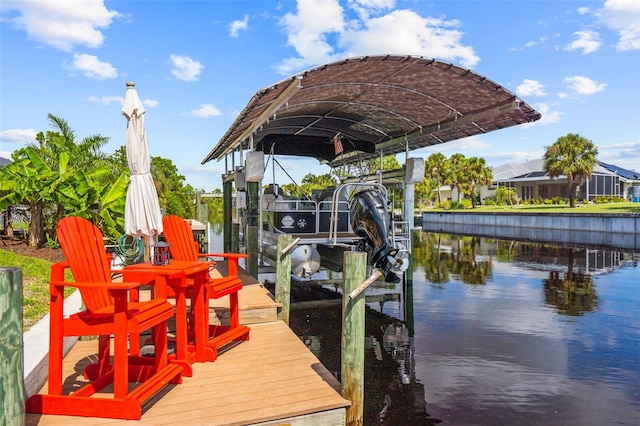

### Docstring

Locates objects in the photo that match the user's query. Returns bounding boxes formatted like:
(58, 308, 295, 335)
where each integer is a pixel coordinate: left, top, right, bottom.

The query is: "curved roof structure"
(202, 55, 541, 167)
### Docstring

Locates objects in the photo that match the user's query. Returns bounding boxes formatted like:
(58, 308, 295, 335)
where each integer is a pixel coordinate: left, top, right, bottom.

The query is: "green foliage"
(543, 133, 598, 208)
(151, 156, 196, 216)
(593, 195, 626, 204)
(0, 114, 125, 245)
(436, 200, 451, 210)
(447, 153, 468, 202)
(457, 199, 472, 209)
(283, 173, 338, 199)
(425, 153, 447, 204)
(414, 176, 434, 209)
(364, 155, 401, 176)
(0, 249, 73, 331)
(494, 186, 518, 205)
(465, 157, 492, 208)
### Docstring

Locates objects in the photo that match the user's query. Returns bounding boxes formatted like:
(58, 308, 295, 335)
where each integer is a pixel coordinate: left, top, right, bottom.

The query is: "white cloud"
(88, 95, 123, 105)
(343, 10, 480, 67)
(509, 35, 550, 52)
(169, 54, 204, 82)
(0, 128, 38, 146)
(563, 76, 606, 95)
(525, 36, 548, 48)
(192, 104, 222, 117)
(516, 79, 547, 97)
(142, 99, 159, 108)
(596, 141, 640, 169)
(597, 0, 640, 50)
(483, 150, 544, 166)
(524, 102, 562, 127)
(564, 30, 601, 54)
(88, 95, 156, 107)
(63, 53, 118, 79)
(277, 0, 479, 74)
(598, 141, 640, 157)
(278, 0, 345, 73)
(1, 0, 121, 52)
(417, 136, 491, 156)
(348, 0, 395, 20)
(229, 14, 249, 38)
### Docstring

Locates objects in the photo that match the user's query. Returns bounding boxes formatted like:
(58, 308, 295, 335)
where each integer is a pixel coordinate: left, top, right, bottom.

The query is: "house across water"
(442, 159, 640, 204)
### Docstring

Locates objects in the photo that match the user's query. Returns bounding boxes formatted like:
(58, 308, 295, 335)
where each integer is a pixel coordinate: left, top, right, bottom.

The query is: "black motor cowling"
(349, 189, 405, 282)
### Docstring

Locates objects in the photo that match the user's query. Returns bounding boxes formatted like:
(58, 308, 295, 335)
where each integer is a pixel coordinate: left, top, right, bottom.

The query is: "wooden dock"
(26, 263, 350, 425)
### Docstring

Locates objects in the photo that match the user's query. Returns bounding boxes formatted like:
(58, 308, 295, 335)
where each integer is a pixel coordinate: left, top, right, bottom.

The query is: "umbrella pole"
(144, 236, 151, 263)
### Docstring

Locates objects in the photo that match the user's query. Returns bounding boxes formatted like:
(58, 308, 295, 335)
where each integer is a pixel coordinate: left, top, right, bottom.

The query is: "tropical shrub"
(593, 196, 626, 204)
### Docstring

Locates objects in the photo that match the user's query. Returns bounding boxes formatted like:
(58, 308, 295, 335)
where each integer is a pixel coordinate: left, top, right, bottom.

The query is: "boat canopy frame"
(201, 54, 541, 168)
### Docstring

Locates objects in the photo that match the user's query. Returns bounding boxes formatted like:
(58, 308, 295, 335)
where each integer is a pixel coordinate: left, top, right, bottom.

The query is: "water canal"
(287, 231, 639, 425)
(214, 228, 639, 425)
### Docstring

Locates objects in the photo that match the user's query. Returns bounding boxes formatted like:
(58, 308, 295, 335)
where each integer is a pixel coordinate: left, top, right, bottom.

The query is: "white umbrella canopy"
(122, 81, 163, 239)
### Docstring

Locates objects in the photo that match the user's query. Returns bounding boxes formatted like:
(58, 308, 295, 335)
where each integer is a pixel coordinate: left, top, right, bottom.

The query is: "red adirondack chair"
(162, 215, 250, 359)
(26, 216, 187, 420)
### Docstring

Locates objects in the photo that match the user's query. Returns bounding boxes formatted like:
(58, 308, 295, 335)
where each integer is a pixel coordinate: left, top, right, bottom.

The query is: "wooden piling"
(403, 254, 415, 336)
(0, 267, 25, 426)
(231, 222, 239, 253)
(341, 252, 367, 426)
(275, 234, 292, 324)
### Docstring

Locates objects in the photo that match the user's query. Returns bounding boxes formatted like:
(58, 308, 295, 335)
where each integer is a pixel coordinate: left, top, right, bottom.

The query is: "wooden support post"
(195, 192, 210, 252)
(246, 181, 259, 278)
(403, 254, 415, 336)
(223, 178, 233, 253)
(0, 267, 25, 426)
(341, 252, 367, 426)
(275, 234, 292, 324)
(195, 192, 209, 224)
(231, 222, 239, 253)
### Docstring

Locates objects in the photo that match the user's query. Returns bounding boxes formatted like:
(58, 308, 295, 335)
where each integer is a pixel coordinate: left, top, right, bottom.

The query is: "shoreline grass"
(0, 250, 73, 331)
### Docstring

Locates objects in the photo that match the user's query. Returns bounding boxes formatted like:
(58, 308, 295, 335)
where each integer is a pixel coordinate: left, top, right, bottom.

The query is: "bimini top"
(202, 55, 541, 167)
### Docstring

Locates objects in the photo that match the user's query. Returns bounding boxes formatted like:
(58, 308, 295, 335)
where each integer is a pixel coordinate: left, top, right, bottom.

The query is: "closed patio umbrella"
(122, 82, 162, 258)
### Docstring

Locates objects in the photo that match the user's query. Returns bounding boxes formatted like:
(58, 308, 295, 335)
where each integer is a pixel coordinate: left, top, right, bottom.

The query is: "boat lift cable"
(273, 157, 313, 200)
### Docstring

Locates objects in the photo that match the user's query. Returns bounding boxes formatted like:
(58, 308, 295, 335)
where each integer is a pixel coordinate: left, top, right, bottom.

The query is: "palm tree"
(447, 153, 468, 202)
(30, 114, 111, 171)
(543, 133, 598, 208)
(30, 114, 113, 227)
(466, 157, 493, 208)
(425, 153, 446, 204)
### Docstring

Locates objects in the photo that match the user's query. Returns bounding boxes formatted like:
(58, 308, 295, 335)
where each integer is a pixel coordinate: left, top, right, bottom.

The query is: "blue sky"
(1, 0, 638, 191)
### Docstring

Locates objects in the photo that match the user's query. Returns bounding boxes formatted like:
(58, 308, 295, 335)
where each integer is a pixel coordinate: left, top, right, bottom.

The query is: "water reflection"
(543, 268, 597, 316)
(286, 231, 639, 425)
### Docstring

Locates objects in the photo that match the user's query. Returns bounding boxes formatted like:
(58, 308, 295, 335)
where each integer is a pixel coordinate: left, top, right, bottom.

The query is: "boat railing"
(262, 198, 351, 235)
(260, 181, 388, 243)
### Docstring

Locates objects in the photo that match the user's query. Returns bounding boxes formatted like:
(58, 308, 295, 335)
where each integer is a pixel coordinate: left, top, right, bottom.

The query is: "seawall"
(421, 211, 640, 251)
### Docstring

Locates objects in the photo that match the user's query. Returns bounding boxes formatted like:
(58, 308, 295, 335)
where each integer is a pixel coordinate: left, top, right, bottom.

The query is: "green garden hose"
(117, 234, 144, 265)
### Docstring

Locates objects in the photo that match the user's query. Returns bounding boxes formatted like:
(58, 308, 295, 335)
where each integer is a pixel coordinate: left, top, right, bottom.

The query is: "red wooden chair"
(162, 215, 250, 360)
(26, 216, 187, 420)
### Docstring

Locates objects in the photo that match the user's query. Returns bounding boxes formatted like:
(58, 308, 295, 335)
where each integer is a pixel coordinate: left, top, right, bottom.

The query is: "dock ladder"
(391, 218, 411, 254)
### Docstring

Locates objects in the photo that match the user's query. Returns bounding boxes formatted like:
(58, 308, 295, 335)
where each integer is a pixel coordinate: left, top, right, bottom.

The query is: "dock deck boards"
(26, 262, 349, 425)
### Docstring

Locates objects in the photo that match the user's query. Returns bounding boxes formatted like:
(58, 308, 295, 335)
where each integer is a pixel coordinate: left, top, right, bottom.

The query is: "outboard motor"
(349, 189, 407, 282)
